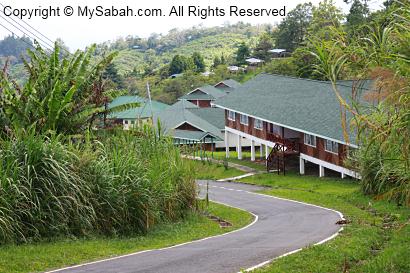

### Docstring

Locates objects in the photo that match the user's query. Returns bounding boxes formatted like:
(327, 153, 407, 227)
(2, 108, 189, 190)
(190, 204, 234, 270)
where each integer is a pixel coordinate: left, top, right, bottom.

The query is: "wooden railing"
(266, 134, 300, 152)
(266, 136, 300, 175)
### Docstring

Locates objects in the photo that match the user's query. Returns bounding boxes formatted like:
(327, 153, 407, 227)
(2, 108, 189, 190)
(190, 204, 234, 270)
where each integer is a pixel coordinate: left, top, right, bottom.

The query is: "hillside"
(96, 23, 268, 74)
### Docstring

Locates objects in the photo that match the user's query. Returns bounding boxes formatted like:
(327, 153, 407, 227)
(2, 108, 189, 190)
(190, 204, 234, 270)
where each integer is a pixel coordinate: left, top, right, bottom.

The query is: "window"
(269, 123, 280, 135)
(228, 111, 236, 121)
(240, 114, 249, 125)
(124, 120, 129, 125)
(254, 119, 263, 130)
(304, 134, 316, 147)
(325, 139, 339, 154)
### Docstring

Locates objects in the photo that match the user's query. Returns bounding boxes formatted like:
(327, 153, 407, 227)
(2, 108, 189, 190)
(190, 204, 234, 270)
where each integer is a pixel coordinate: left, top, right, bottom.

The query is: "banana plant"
(0, 42, 139, 136)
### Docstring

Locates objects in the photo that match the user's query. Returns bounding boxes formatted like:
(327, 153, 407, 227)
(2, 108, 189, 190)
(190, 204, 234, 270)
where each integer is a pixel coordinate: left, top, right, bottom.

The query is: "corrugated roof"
(214, 73, 370, 146)
(108, 96, 169, 119)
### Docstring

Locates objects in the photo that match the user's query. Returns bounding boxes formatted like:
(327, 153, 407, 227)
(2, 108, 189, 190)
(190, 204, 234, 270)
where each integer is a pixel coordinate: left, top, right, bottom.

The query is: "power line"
(0, 3, 54, 45)
(0, 14, 53, 52)
(0, 21, 38, 52)
(0, 7, 55, 49)
(0, 2, 71, 55)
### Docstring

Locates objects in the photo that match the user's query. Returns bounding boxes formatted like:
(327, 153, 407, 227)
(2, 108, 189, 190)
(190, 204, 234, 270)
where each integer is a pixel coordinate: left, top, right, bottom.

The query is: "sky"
(0, 0, 385, 51)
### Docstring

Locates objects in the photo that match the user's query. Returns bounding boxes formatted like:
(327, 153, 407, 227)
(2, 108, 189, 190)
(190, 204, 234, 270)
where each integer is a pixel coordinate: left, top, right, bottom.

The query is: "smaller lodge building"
(178, 79, 241, 108)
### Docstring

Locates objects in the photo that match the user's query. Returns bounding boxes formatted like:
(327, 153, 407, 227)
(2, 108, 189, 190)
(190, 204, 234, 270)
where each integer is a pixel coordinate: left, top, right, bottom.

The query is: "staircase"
(266, 138, 299, 175)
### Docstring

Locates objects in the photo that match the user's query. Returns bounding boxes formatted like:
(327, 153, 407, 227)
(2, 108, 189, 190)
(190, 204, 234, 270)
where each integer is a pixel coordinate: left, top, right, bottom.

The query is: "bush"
(0, 128, 196, 244)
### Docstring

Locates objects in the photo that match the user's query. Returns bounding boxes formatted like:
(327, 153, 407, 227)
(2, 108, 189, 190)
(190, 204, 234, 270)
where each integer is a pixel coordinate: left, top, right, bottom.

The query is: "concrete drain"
(207, 214, 233, 228)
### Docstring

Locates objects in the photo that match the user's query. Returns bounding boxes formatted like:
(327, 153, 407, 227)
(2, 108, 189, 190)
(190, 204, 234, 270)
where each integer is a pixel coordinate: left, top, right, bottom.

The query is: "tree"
(0, 42, 138, 135)
(346, 0, 370, 32)
(169, 55, 195, 75)
(235, 42, 250, 64)
(253, 33, 274, 61)
(308, 1, 410, 204)
(169, 55, 186, 75)
(213, 56, 221, 68)
(292, 0, 344, 78)
(275, 3, 313, 51)
(191, 52, 205, 72)
(103, 62, 123, 88)
(308, 0, 344, 39)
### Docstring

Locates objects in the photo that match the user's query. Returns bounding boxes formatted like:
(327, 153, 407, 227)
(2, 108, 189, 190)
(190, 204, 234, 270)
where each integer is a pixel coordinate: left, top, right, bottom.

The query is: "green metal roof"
(214, 73, 372, 146)
(108, 96, 169, 119)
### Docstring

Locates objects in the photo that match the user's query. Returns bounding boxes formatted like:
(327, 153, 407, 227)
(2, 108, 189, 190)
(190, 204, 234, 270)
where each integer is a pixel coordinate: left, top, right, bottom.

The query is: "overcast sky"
(0, 0, 385, 51)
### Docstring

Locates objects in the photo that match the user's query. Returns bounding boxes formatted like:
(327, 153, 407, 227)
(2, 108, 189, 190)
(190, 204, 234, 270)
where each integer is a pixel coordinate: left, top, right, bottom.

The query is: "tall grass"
(0, 127, 196, 244)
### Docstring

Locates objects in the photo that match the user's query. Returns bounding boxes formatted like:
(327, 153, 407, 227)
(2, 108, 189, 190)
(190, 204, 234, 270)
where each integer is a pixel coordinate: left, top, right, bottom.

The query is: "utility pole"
(146, 82, 154, 124)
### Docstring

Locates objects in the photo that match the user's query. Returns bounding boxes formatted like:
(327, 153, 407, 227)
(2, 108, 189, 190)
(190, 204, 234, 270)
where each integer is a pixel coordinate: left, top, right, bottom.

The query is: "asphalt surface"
(49, 181, 342, 273)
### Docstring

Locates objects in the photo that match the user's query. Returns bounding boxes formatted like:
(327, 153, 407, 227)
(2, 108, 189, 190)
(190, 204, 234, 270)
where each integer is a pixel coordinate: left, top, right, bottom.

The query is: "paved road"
(49, 181, 342, 273)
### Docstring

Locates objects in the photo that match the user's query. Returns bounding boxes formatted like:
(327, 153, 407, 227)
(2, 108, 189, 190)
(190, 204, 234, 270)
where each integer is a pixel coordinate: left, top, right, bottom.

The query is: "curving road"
(49, 180, 343, 273)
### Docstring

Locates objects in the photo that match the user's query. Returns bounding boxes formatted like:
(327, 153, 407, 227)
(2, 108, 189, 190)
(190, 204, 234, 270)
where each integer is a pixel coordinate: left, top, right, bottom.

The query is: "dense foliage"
(0, 43, 196, 244)
(309, 0, 409, 204)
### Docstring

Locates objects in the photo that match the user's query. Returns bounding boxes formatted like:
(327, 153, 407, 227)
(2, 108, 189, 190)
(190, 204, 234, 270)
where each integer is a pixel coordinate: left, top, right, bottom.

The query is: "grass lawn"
(207, 150, 267, 172)
(237, 172, 410, 273)
(0, 202, 253, 273)
(186, 158, 245, 180)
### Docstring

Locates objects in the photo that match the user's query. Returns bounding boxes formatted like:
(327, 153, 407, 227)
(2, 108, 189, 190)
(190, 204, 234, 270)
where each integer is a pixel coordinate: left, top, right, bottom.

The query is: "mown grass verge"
(236, 172, 409, 273)
(185, 158, 245, 180)
(0, 202, 253, 273)
(202, 150, 267, 172)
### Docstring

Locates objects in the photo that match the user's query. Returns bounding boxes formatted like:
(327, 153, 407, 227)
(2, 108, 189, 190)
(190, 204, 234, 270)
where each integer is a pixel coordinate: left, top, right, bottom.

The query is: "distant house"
(213, 73, 365, 179)
(108, 96, 169, 130)
(245, 58, 264, 66)
(268, 49, 289, 58)
(214, 79, 241, 94)
(201, 71, 214, 77)
(179, 85, 227, 108)
(169, 73, 183, 79)
(227, 66, 240, 73)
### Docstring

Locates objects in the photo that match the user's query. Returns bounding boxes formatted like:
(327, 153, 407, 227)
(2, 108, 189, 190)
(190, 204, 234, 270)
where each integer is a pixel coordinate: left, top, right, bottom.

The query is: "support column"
(341, 172, 346, 179)
(265, 144, 269, 159)
(236, 134, 242, 160)
(299, 158, 305, 175)
(251, 140, 255, 161)
(224, 130, 229, 158)
(260, 144, 264, 159)
(319, 165, 325, 177)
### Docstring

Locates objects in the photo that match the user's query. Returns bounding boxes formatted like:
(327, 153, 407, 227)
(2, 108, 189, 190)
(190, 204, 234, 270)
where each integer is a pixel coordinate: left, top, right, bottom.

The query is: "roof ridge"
(258, 73, 371, 90)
